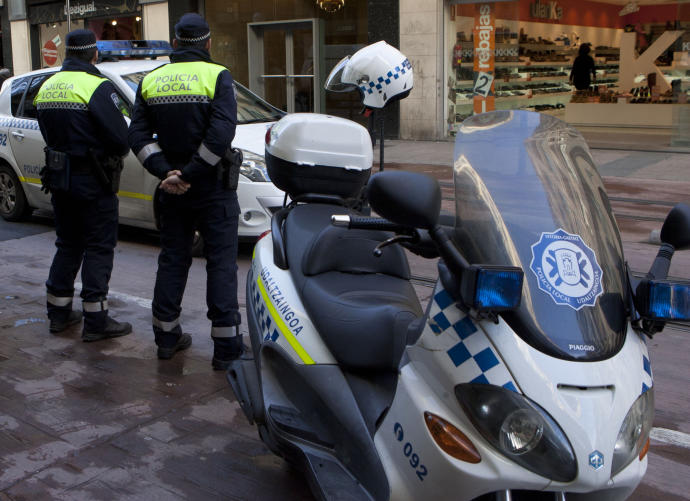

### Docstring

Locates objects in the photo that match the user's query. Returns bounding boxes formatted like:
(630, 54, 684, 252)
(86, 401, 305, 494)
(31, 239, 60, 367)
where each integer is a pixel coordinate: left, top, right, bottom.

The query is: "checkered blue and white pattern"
(641, 352, 653, 395)
(0, 117, 40, 130)
(248, 267, 280, 343)
(360, 58, 412, 95)
(427, 286, 519, 392)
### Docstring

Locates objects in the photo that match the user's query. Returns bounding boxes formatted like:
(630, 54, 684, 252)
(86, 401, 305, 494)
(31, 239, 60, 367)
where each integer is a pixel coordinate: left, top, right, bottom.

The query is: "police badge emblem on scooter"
(226, 42, 690, 501)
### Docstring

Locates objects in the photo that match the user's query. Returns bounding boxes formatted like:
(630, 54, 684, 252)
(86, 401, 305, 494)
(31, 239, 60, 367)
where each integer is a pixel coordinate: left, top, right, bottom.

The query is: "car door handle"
(11, 131, 24, 140)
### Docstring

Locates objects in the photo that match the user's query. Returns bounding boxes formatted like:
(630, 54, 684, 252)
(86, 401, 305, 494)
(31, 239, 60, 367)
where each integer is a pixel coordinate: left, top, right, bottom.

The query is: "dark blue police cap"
(175, 13, 211, 43)
(65, 29, 97, 50)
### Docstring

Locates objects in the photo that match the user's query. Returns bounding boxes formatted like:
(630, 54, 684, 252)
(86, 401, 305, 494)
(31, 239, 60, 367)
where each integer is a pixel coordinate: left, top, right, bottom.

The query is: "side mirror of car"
(367, 171, 441, 230)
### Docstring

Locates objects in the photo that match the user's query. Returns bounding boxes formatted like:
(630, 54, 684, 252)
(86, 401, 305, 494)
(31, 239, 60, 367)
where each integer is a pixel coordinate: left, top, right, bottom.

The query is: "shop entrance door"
(247, 19, 324, 113)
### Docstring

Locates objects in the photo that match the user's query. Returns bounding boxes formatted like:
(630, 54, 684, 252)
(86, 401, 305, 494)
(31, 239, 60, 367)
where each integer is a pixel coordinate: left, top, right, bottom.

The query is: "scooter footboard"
(260, 343, 391, 501)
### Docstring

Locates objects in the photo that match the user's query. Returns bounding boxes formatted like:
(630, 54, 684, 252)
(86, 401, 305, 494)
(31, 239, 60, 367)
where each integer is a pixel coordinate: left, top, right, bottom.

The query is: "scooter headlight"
(240, 150, 270, 182)
(611, 387, 654, 476)
(455, 383, 577, 482)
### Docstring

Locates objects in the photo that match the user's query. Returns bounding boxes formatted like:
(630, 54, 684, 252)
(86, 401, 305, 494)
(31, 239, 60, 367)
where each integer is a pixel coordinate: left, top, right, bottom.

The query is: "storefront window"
(446, 1, 690, 148)
(27, 0, 142, 70)
(205, 0, 368, 120)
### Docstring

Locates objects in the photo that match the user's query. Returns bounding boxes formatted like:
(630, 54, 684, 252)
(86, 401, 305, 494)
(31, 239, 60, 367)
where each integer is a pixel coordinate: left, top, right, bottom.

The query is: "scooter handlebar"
(331, 215, 411, 233)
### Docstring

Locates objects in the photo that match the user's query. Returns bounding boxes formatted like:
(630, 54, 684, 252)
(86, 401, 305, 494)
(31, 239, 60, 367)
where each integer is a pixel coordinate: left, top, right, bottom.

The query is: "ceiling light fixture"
(619, 1, 640, 16)
(316, 0, 344, 13)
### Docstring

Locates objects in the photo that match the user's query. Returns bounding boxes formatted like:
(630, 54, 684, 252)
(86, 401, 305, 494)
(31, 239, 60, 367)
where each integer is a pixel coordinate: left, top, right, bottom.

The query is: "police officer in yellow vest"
(35, 29, 132, 340)
(128, 13, 242, 368)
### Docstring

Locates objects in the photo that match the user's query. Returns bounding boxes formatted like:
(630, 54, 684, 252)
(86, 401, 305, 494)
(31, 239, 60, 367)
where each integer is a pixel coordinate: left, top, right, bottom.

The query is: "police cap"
(65, 29, 97, 50)
(175, 13, 211, 43)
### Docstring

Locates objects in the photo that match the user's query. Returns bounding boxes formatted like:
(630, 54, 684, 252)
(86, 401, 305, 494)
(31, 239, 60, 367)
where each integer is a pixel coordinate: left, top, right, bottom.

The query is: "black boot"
(49, 310, 83, 333)
(212, 330, 243, 371)
(157, 333, 192, 360)
(82, 316, 132, 342)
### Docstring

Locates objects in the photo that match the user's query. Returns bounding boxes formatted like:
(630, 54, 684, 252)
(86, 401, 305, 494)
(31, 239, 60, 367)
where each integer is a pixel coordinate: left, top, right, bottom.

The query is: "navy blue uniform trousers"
(47, 175, 118, 331)
(152, 190, 241, 347)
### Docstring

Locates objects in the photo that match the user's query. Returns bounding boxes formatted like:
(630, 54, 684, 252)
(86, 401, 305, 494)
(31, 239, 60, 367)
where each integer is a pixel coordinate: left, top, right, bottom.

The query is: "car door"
(7, 73, 55, 210)
(106, 89, 156, 227)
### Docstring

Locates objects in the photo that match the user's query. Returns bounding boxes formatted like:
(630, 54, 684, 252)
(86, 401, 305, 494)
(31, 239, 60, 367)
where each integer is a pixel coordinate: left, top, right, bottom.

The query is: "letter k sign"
(619, 31, 684, 93)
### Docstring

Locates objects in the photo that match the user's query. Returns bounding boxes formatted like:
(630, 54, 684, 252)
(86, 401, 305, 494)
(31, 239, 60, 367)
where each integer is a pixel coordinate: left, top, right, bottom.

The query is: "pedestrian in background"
(128, 13, 243, 368)
(569, 43, 596, 91)
(35, 29, 132, 340)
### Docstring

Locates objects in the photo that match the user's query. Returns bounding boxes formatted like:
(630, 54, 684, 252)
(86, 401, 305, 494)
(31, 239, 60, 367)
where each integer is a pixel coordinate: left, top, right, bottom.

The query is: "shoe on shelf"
(157, 333, 192, 360)
(82, 317, 132, 342)
(49, 310, 83, 333)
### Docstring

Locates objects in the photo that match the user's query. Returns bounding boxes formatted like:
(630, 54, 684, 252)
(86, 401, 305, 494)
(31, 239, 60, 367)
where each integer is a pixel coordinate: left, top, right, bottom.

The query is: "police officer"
(35, 29, 132, 340)
(128, 13, 242, 368)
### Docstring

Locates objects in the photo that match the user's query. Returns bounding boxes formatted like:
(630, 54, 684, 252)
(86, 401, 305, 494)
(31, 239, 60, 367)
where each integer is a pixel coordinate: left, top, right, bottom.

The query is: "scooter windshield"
(453, 111, 628, 361)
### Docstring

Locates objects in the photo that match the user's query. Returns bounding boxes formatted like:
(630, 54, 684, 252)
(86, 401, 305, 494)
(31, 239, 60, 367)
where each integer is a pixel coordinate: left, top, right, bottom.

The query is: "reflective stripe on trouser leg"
(153, 315, 180, 333)
(153, 315, 183, 348)
(83, 300, 108, 312)
(47, 293, 73, 307)
(211, 326, 237, 338)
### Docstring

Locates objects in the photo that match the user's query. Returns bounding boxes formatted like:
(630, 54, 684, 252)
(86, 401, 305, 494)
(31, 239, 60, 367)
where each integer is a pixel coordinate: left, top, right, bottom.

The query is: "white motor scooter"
(227, 110, 690, 501)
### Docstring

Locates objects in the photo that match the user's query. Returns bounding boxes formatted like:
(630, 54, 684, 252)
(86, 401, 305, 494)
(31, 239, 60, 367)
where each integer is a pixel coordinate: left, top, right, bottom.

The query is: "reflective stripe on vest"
(140, 61, 225, 104)
(34, 71, 107, 110)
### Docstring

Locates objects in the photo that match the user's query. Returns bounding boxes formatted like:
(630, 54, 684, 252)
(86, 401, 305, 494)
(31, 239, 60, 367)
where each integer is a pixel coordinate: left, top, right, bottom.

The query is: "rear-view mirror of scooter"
(332, 171, 524, 318)
(634, 202, 690, 331)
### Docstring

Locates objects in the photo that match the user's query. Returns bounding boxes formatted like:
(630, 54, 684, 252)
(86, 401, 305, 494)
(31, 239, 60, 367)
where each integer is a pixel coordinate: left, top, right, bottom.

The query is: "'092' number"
(0, 133, 7, 146)
(394, 422, 428, 481)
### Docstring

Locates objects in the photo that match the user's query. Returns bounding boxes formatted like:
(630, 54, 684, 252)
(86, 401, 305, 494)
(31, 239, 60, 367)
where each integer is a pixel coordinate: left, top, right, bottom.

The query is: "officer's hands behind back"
(161, 170, 190, 195)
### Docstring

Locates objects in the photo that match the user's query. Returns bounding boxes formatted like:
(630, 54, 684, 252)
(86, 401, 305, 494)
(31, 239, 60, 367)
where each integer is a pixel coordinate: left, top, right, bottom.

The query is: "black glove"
(39, 166, 50, 194)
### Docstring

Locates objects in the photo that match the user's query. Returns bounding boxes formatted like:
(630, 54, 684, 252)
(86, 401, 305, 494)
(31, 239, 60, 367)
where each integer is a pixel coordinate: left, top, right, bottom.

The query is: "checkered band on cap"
(66, 42, 97, 50)
(176, 32, 210, 43)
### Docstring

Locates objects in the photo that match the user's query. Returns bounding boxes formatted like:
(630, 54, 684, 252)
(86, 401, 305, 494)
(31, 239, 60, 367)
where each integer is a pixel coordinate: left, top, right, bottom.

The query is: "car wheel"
(0, 164, 29, 222)
(191, 230, 204, 257)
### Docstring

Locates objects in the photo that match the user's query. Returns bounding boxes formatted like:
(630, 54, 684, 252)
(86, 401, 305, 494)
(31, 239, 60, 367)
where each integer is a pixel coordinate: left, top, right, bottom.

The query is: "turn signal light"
(424, 411, 481, 463)
(639, 437, 650, 461)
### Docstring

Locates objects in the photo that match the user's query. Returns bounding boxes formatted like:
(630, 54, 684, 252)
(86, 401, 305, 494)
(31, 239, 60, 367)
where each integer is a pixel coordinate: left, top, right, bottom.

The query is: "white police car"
(0, 40, 285, 248)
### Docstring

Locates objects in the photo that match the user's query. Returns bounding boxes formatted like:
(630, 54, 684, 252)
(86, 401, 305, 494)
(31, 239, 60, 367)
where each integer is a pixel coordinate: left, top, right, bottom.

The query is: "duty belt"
(69, 155, 93, 174)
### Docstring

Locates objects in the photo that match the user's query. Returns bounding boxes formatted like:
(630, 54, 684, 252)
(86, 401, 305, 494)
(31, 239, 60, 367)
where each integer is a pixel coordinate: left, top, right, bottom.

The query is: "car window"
(10, 76, 31, 117)
(235, 83, 285, 124)
(120, 71, 286, 124)
(19, 74, 53, 119)
(110, 87, 131, 117)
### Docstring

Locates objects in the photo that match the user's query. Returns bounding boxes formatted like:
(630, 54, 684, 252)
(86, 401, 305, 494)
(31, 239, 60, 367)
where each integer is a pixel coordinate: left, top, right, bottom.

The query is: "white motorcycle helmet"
(325, 41, 413, 109)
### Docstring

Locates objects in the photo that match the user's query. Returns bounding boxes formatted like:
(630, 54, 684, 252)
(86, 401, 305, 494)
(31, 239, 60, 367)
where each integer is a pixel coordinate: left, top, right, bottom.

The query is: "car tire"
(0, 164, 30, 222)
(191, 230, 204, 257)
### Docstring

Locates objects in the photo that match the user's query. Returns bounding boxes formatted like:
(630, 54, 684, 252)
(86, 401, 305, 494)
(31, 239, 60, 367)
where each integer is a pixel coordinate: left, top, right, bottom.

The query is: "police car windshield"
(120, 72, 285, 124)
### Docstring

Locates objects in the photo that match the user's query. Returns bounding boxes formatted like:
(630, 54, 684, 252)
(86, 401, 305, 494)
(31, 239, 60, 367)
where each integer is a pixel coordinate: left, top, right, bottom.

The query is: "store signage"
(473, 3, 495, 114)
(28, 0, 138, 24)
(64, 1, 96, 16)
(619, 31, 685, 93)
(43, 40, 58, 66)
(530, 0, 563, 21)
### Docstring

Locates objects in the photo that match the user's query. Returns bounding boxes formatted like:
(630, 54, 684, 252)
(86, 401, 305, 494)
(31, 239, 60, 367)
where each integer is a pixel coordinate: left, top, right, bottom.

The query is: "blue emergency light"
(643, 280, 690, 321)
(97, 40, 172, 59)
(461, 265, 524, 311)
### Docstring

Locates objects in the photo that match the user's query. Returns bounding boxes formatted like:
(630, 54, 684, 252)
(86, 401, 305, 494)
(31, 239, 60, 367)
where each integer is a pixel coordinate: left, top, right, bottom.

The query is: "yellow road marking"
(257, 276, 314, 365)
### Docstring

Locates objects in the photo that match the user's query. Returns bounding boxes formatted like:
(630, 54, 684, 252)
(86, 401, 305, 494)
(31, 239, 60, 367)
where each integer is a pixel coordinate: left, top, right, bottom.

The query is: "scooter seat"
(283, 203, 423, 370)
(302, 272, 422, 370)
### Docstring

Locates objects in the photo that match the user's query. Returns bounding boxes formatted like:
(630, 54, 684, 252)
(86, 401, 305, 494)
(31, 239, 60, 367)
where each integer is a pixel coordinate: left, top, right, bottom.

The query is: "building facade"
(3, 0, 689, 148)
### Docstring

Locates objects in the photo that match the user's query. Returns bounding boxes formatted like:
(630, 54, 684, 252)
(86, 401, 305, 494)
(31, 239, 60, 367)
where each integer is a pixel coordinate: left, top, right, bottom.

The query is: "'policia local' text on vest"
(34, 71, 107, 110)
(140, 61, 226, 105)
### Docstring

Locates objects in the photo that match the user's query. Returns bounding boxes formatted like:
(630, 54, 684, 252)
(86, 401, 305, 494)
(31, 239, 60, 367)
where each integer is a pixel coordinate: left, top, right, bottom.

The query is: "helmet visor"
(325, 56, 358, 92)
